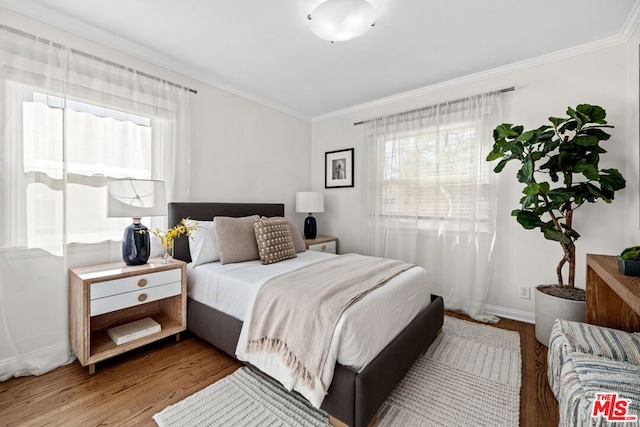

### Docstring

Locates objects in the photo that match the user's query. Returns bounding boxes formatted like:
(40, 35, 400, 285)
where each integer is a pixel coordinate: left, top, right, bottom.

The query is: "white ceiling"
(2, 0, 639, 119)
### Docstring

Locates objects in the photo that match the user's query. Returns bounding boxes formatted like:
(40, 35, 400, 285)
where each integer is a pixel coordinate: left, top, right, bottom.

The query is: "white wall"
(189, 85, 311, 218)
(310, 37, 639, 321)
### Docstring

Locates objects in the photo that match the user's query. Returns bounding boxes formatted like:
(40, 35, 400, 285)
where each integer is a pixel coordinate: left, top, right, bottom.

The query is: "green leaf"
(523, 182, 540, 196)
(549, 117, 566, 128)
(514, 210, 544, 229)
(559, 120, 578, 134)
(543, 227, 572, 245)
(599, 169, 626, 191)
(572, 135, 600, 146)
(542, 138, 561, 155)
(567, 107, 583, 130)
(515, 129, 537, 143)
(503, 140, 525, 157)
(576, 104, 607, 124)
(539, 182, 550, 194)
(486, 150, 503, 162)
(493, 123, 521, 140)
(493, 159, 509, 173)
(583, 127, 611, 141)
(574, 163, 599, 180)
(547, 188, 574, 204)
(521, 194, 541, 209)
(585, 183, 609, 202)
(516, 159, 534, 183)
(530, 152, 544, 161)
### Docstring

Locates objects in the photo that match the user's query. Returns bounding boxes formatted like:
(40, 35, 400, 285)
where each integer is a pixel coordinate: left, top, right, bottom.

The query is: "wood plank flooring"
(0, 312, 558, 426)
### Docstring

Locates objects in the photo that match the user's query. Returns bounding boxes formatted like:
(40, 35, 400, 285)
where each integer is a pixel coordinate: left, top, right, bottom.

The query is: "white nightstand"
(68, 258, 186, 374)
(304, 236, 339, 254)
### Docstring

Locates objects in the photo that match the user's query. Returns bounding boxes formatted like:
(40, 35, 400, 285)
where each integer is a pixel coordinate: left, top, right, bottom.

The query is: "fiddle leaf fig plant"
(487, 104, 626, 290)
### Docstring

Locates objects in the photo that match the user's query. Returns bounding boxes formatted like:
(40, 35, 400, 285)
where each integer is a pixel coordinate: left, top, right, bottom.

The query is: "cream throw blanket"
(245, 253, 415, 391)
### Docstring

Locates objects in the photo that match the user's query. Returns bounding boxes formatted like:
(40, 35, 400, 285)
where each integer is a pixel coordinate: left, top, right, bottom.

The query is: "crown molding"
(620, 0, 640, 40)
(312, 33, 631, 122)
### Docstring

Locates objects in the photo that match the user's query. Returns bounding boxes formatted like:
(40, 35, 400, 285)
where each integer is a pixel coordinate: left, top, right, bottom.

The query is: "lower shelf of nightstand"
(88, 313, 185, 365)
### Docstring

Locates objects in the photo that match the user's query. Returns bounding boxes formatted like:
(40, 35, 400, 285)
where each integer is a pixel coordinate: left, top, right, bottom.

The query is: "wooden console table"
(586, 254, 640, 332)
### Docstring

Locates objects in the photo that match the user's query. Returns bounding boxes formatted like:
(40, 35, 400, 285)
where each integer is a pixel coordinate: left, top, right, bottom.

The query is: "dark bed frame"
(169, 202, 444, 427)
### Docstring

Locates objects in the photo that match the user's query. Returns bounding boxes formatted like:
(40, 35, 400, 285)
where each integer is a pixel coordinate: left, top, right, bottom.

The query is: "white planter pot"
(534, 287, 585, 346)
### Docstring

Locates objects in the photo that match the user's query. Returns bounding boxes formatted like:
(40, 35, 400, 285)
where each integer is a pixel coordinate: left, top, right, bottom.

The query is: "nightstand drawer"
(308, 240, 336, 254)
(90, 269, 181, 300)
(90, 282, 182, 316)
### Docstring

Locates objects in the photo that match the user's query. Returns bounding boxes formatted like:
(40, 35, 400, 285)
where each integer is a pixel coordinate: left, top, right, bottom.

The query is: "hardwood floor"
(0, 312, 558, 427)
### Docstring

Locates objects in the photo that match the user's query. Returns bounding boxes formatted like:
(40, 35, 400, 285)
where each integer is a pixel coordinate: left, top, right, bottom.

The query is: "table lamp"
(107, 179, 166, 265)
(296, 192, 324, 239)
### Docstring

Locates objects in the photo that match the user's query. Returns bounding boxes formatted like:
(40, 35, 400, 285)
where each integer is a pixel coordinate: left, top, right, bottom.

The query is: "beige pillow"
(254, 218, 297, 265)
(262, 216, 306, 253)
(214, 215, 260, 265)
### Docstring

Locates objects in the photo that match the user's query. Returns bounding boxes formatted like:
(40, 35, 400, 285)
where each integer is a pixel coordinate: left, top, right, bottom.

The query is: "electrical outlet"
(520, 286, 531, 299)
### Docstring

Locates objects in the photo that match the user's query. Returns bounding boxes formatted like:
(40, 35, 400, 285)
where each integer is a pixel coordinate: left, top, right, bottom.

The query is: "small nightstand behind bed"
(305, 236, 339, 254)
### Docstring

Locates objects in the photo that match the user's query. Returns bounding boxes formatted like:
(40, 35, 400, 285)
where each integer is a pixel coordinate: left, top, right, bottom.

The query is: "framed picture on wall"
(325, 148, 354, 188)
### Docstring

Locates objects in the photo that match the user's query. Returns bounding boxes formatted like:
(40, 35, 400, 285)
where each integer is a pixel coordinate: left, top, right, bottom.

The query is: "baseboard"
(485, 304, 535, 324)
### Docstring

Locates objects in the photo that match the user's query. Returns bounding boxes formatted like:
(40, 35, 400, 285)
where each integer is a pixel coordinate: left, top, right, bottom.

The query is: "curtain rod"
(353, 86, 514, 126)
(0, 24, 198, 95)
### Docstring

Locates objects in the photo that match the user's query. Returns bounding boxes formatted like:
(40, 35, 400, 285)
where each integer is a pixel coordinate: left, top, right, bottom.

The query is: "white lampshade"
(107, 179, 167, 218)
(296, 192, 325, 214)
(307, 0, 375, 43)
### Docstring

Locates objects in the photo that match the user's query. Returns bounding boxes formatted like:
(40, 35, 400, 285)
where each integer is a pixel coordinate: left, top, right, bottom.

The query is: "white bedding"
(187, 251, 431, 407)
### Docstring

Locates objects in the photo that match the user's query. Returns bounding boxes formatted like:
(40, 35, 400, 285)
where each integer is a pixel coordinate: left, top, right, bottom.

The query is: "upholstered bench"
(547, 319, 640, 426)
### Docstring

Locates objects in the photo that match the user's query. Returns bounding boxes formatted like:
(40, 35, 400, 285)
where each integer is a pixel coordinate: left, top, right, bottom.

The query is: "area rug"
(153, 316, 521, 427)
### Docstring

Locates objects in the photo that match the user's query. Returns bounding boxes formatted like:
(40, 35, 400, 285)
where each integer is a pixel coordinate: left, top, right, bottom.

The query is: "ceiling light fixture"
(307, 0, 376, 43)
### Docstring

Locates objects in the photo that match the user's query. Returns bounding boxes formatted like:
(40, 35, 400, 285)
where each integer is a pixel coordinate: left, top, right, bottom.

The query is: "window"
(376, 117, 492, 231)
(11, 83, 158, 252)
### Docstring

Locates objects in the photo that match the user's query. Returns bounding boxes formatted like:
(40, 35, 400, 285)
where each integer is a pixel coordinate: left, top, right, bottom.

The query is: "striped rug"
(153, 316, 521, 427)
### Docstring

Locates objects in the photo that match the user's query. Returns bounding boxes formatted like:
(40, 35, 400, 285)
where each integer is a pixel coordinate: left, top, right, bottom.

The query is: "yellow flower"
(151, 218, 198, 250)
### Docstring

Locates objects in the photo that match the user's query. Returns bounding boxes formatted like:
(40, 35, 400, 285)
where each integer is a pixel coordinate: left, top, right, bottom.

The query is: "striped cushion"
(558, 353, 640, 427)
(548, 320, 640, 398)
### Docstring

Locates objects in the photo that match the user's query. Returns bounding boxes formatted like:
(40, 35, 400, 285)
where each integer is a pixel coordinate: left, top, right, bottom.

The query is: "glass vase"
(162, 245, 174, 264)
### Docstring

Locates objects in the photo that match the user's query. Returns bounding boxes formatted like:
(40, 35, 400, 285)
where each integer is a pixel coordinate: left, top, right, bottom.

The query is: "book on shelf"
(107, 317, 161, 345)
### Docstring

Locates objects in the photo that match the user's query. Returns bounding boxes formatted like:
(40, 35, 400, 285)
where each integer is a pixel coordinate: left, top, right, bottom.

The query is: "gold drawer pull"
(321, 245, 327, 251)
(138, 278, 147, 288)
(138, 293, 147, 302)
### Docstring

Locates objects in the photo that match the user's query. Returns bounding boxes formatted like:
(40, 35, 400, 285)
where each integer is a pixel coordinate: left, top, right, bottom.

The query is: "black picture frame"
(325, 148, 354, 188)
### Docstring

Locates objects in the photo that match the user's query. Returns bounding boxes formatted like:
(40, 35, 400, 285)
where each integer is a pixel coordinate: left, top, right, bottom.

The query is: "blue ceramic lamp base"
(122, 220, 151, 266)
(304, 214, 317, 240)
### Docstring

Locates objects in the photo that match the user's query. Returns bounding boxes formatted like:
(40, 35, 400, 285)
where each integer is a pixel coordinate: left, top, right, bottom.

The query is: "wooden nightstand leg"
(175, 332, 181, 342)
(88, 364, 95, 375)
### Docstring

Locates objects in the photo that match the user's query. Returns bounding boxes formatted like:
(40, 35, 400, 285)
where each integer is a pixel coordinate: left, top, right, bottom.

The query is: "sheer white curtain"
(361, 92, 501, 322)
(0, 26, 191, 380)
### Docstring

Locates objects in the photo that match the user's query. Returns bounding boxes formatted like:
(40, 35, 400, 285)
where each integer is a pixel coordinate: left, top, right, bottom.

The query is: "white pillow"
(186, 220, 219, 266)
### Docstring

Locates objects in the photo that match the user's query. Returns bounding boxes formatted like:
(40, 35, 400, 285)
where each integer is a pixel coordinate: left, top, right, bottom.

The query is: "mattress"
(187, 251, 431, 406)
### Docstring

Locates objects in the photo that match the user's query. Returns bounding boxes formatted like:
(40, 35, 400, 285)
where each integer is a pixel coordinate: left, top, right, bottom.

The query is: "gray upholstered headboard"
(168, 202, 285, 263)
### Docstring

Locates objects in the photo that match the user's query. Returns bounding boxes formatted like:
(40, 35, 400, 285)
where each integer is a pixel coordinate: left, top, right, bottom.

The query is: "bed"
(169, 202, 444, 427)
